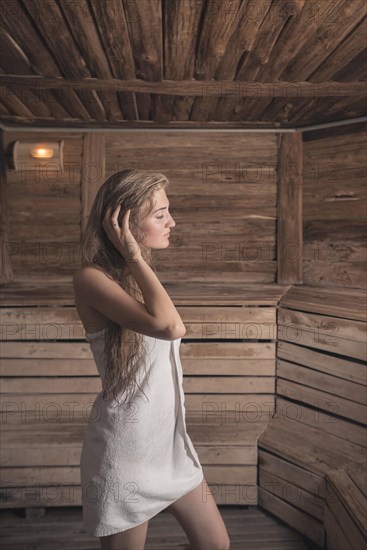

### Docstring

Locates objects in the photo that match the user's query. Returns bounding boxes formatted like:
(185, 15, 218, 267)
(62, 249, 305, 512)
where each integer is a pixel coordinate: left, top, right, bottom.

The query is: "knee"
(188, 535, 230, 550)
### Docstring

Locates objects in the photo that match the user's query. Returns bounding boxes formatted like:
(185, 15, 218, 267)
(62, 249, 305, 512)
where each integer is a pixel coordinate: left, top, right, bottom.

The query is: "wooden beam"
(81, 134, 105, 237)
(0, 118, 284, 130)
(277, 132, 303, 284)
(0, 76, 365, 97)
(0, 130, 14, 284)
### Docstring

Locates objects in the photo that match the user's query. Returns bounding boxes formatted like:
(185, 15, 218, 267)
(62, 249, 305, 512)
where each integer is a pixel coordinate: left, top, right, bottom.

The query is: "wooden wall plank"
(81, 133, 105, 236)
(302, 127, 367, 289)
(0, 130, 13, 283)
(277, 132, 303, 283)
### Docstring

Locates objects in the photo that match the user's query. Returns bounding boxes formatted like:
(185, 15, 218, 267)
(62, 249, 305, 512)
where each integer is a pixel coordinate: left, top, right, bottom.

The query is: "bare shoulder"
(73, 264, 111, 285)
(73, 265, 114, 303)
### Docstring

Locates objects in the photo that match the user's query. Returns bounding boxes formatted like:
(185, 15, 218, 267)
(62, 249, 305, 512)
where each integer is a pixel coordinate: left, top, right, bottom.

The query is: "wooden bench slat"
(277, 340, 367, 385)
(277, 358, 366, 404)
(258, 486, 325, 547)
(279, 285, 367, 321)
(278, 308, 367, 360)
(259, 449, 326, 499)
(275, 397, 367, 448)
(343, 460, 367, 499)
(326, 466, 367, 535)
(277, 378, 367, 424)
(259, 469, 323, 519)
(324, 504, 354, 550)
(259, 418, 366, 474)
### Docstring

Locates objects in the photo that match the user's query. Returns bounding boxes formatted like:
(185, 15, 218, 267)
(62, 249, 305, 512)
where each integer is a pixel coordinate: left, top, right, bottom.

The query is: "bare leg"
(166, 477, 230, 550)
(99, 520, 149, 550)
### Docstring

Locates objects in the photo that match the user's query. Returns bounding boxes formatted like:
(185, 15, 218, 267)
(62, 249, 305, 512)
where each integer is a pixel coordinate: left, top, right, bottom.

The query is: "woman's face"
(139, 188, 176, 249)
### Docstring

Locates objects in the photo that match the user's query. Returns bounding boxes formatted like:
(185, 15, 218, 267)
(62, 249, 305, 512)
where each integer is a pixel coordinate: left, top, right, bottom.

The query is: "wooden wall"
(302, 124, 367, 289)
(2, 130, 278, 284)
(104, 131, 278, 283)
(2, 130, 83, 282)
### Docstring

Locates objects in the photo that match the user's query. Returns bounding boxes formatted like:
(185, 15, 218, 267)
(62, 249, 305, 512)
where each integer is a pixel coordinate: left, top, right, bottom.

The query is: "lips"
(164, 232, 170, 237)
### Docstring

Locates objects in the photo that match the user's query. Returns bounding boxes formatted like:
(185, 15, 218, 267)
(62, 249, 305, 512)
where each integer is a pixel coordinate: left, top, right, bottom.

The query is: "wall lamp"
(11, 140, 64, 172)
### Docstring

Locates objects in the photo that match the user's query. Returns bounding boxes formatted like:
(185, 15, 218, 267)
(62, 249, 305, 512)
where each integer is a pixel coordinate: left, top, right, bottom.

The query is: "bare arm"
(122, 247, 185, 335)
(74, 262, 185, 341)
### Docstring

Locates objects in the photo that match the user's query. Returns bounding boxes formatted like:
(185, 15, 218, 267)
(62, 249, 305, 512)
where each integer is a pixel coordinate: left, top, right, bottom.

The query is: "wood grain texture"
(0, 0, 366, 125)
(277, 132, 303, 283)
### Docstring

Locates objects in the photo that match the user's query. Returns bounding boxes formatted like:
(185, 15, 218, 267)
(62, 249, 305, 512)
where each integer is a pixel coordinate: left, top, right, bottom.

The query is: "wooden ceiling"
(0, 0, 366, 129)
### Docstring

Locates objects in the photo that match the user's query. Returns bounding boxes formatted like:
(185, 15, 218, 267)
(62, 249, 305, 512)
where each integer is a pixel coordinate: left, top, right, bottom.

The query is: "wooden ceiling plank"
(213, 0, 274, 123)
(235, 0, 306, 122)
(262, 49, 367, 124)
(0, 0, 93, 120)
(301, 95, 367, 125)
(288, 97, 342, 126)
(0, 118, 284, 129)
(196, 0, 242, 80)
(154, 0, 204, 130)
(259, 0, 344, 81)
(333, 48, 367, 81)
(242, 98, 280, 123)
(0, 0, 61, 75)
(250, 97, 299, 126)
(7, 88, 53, 118)
(21, 0, 107, 122)
(308, 17, 367, 81)
(0, 37, 54, 118)
(238, 0, 306, 81)
(0, 30, 32, 75)
(0, 102, 11, 116)
(282, 0, 367, 81)
(190, 0, 242, 122)
(0, 85, 34, 118)
(89, 0, 138, 121)
(215, 0, 269, 81)
(0, 51, 52, 118)
(291, 97, 339, 126)
(291, 16, 367, 123)
(165, 0, 204, 82)
(20, 0, 89, 79)
(123, 0, 163, 122)
(1, 75, 365, 96)
(123, 0, 164, 81)
(57, 0, 123, 121)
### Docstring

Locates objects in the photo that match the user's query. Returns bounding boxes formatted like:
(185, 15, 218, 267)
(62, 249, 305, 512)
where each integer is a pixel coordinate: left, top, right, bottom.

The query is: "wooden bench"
(0, 282, 288, 511)
(258, 285, 367, 548)
(324, 459, 367, 550)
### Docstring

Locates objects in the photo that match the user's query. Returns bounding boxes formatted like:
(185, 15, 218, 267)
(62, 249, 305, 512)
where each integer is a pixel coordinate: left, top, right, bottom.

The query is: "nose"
(168, 213, 176, 229)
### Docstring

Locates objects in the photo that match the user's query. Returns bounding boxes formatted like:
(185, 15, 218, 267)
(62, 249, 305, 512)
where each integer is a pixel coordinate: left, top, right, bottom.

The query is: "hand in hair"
(103, 205, 141, 262)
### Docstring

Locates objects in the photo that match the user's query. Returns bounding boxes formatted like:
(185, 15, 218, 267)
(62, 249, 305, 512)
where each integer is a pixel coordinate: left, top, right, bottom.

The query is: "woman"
(73, 170, 230, 550)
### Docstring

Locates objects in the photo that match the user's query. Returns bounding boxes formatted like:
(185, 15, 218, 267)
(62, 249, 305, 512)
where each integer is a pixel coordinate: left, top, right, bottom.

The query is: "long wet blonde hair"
(81, 169, 170, 407)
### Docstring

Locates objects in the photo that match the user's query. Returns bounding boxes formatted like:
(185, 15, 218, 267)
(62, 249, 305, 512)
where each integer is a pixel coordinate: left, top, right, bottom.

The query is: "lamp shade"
(12, 140, 64, 172)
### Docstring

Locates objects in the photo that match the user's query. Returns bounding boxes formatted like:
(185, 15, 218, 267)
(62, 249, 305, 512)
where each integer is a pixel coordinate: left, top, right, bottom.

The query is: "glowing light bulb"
(31, 145, 54, 159)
